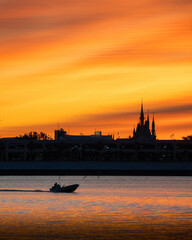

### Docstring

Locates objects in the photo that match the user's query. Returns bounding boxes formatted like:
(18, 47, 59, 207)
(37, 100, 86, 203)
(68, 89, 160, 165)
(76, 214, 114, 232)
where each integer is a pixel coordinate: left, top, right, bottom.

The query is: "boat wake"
(0, 189, 49, 192)
(0, 184, 79, 193)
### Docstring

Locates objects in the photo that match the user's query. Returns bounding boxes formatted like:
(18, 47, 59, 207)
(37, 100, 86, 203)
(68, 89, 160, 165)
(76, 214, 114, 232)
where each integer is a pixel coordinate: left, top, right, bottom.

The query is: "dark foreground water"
(0, 176, 192, 239)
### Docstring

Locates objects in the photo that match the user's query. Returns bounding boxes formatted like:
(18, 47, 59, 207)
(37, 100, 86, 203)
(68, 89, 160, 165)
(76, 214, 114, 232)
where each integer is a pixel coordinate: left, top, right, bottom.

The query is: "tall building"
(132, 103, 156, 141)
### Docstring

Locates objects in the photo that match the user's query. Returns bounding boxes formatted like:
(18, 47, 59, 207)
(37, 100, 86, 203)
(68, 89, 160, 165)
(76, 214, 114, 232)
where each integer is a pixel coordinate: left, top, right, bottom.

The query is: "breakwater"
(1, 161, 192, 176)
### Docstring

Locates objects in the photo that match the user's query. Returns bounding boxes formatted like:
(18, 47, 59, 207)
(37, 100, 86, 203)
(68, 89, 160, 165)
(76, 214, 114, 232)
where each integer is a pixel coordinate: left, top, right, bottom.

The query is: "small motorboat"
(50, 183, 79, 193)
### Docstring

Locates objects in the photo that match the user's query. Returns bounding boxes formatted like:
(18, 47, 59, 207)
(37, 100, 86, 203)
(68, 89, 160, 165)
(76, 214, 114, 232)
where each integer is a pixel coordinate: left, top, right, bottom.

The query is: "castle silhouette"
(132, 102, 156, 141)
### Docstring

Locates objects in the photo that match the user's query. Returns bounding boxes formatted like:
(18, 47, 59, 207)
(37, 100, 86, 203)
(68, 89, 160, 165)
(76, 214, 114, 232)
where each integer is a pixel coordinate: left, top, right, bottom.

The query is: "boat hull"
(50, 184, 79, 193)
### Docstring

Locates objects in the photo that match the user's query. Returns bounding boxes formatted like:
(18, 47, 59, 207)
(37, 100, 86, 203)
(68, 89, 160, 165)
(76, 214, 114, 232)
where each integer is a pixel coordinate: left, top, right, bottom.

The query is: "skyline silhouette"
(0, 101, 191, 140)
(1, 102, 191, 141)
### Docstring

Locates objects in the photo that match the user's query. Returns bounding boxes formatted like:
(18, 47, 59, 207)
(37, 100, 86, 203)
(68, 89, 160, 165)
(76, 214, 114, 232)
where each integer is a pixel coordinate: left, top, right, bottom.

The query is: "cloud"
(158, 122, 192, 131)
(1, 0, 191, 32)
(0, 13, 109, 32)
(154, 104, 192, 114)
(1, 0, 191, 61)
(75, 104, 192, 121)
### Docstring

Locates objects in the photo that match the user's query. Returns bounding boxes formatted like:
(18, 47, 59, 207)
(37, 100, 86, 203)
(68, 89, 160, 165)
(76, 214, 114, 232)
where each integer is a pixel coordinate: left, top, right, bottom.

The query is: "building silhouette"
(132, 102, 156, 141)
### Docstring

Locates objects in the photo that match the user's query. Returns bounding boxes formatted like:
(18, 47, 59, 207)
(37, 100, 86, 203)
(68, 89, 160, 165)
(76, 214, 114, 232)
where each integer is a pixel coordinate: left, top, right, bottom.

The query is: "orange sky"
(0, 0, 191, 139)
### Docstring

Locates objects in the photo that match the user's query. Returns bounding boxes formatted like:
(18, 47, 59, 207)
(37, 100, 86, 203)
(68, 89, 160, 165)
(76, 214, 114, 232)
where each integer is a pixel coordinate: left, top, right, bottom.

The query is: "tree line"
(16, 132, 191, 141)
(182, 135, 192, 141)
(17, 131, 53, 140)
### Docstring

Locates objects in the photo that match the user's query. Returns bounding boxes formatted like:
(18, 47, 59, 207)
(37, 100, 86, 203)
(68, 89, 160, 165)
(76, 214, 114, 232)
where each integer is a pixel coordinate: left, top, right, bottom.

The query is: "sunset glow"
(0, 0, 191, 139)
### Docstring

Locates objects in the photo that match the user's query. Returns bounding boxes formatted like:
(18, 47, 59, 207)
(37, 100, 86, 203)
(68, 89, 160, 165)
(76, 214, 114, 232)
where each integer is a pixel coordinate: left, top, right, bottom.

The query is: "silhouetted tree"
(17, 131, 53, 140)
(182, 135, 192, 141)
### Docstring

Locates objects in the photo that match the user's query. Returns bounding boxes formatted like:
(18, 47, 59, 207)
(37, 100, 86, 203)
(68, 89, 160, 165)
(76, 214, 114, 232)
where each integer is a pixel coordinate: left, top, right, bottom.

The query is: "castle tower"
(132, 103, 157, 141)
(133, 127, 136, 135)
(152, 113, 156, 140)
(145, 112, 150, 129)
(140, 101, 144, 126)
(144, 112, 150, 137)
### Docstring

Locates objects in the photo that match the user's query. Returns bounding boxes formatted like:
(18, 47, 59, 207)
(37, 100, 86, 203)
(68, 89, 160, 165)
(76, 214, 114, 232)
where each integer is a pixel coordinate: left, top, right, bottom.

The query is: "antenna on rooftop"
(170, 133, 174, 140)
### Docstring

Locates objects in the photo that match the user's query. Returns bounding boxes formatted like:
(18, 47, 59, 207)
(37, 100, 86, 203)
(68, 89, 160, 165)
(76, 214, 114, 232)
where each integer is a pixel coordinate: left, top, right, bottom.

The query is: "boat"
(50, 183, 79, 193)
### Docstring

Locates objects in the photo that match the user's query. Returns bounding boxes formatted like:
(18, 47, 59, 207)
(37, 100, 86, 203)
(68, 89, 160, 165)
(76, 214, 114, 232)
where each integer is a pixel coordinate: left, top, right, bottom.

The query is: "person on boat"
(53, 182, 60, 189)
(51, 182, 63, 191)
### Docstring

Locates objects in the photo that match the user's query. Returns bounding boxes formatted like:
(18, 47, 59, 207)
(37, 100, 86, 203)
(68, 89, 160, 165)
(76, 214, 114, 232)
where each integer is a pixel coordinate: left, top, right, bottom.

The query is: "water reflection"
(0, 176, 192, 239)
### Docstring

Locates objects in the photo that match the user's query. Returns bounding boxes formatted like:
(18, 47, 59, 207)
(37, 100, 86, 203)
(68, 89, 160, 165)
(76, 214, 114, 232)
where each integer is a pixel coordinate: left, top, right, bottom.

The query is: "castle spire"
(140, 100, 144, 126)
(145, 111, 150, 129)
(133, 126, 136, 135)
(152, 112, 156, 140)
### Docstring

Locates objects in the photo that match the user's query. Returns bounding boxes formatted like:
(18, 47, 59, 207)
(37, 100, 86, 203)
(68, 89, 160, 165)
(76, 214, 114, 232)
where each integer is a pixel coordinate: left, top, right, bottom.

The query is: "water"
(0, 176, 192, 239)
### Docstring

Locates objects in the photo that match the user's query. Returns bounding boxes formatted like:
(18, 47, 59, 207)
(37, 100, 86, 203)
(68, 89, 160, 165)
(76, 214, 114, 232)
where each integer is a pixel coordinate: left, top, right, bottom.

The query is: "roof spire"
(133, 126, 136, 134)
(152, 112, 156, 139)
(140, 99, 144, 126)
(147, 110, 149, 122)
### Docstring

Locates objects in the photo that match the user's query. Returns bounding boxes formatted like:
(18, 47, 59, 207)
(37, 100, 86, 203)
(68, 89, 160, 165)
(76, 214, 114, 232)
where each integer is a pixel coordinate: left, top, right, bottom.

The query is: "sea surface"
(0, 176, 192, 239)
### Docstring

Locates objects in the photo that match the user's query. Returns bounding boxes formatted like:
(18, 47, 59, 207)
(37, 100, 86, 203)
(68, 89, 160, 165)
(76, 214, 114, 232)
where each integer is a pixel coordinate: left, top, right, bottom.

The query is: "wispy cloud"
(70, 103, 192, 122)
(155, 104, 192, 114)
